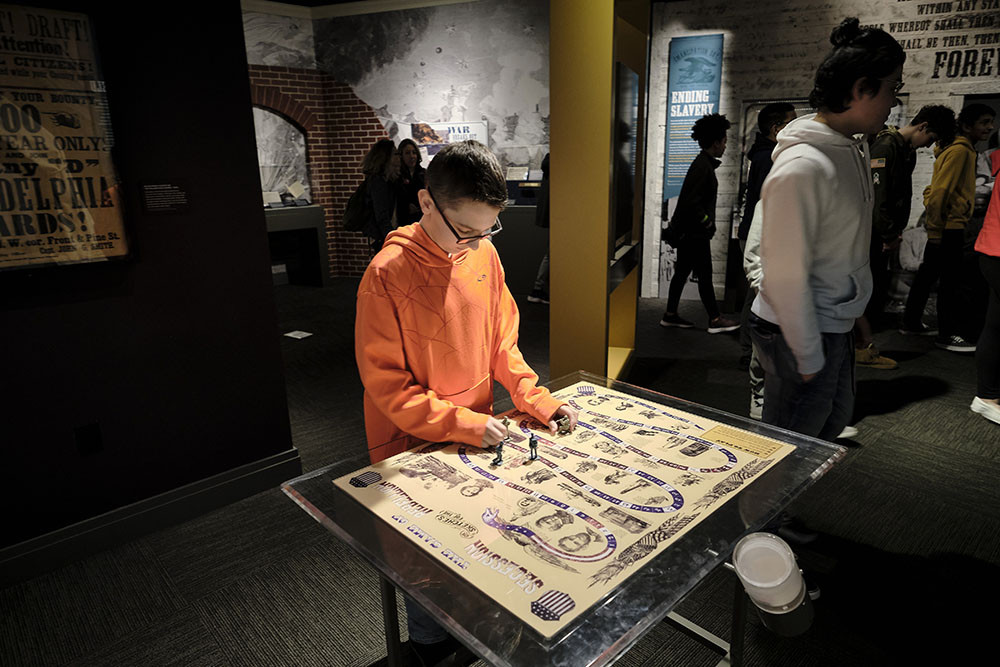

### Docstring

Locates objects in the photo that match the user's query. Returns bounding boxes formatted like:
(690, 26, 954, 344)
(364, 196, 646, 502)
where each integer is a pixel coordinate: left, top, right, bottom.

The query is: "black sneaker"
(659, 313, 694, 328)
(527, 289, 549, 304)
(707, 316, 740, 334)
(899, 322, 938, 336)
(410, 637, 460, 667)
(775, 514, 819, 545)
(803, 572, 821, 601)
(935, 335, 976, 353)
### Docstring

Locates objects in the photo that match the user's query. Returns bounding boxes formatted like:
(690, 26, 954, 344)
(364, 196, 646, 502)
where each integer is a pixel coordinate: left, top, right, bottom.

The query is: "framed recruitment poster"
(0, 4, 127, 270)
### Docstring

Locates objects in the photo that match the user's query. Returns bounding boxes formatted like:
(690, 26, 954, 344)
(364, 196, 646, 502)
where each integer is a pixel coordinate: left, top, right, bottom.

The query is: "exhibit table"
(282, 372, 845, 667)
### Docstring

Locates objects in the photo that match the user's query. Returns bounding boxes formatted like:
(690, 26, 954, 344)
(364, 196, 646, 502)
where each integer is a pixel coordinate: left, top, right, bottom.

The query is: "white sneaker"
(970, 397, 1000, 425)
(838, 425, 859, 439)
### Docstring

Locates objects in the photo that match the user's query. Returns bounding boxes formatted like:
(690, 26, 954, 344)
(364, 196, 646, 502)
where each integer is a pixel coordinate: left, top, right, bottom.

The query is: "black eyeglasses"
(427, 189, 502, 244)
(881, 78, 904, 95)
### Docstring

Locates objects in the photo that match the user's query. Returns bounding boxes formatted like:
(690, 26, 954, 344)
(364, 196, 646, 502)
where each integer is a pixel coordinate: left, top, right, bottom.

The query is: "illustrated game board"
(335, 382, 796, 636)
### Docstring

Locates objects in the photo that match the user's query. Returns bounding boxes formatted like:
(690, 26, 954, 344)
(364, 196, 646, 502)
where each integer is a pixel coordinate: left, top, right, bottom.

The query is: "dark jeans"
(666, 237, 719, 319)
(405, 596, 449, 644)
(977, 254, 1000, 399)
(749, 313, 855, 441)
(903, 229, 963, 335)
(864, 237, 891, 328)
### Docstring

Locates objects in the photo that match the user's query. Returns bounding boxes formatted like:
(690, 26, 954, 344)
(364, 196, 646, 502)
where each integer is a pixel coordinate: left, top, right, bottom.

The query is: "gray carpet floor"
(2, 280, 997, 666)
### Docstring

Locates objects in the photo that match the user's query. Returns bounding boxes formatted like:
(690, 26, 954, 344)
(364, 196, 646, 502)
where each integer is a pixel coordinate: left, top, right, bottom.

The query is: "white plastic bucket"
(732, 532, 804, 613)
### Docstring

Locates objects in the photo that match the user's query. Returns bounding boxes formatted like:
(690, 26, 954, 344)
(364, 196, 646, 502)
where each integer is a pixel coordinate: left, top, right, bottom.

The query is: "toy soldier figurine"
(556, 416, 572, 436)
(491, 440, 504, 467)
(528, 433, 539, 461)
(492, 416, 511, 466)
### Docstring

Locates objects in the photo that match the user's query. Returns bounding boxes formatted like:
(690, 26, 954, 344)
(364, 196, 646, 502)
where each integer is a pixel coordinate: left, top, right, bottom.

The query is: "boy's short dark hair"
(425, 140, 508, 210)
(911, 105, 956, 145)
(757, 103, 795, 135)
(810, 17, 905, 113)
(691, 113, 731, 149)
(958, 103, 996, 129)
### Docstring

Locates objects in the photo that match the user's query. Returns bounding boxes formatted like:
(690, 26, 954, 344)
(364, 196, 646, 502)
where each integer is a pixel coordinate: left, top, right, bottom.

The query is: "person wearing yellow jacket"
(902, 103, 996, 352)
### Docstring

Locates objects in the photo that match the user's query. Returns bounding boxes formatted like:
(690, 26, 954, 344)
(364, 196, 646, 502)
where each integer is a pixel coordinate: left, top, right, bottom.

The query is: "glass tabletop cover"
(282, 371, 845, 667)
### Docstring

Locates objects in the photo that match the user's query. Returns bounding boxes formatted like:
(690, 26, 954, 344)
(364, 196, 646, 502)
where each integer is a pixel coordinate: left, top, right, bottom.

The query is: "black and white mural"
(244, 11, 315, 68)
(314, 0, 549, 170)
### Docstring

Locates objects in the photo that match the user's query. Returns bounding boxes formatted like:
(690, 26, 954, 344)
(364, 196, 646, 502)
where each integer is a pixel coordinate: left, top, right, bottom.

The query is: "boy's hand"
(548, 404, 579, 434)
(481, 417, 509, 448)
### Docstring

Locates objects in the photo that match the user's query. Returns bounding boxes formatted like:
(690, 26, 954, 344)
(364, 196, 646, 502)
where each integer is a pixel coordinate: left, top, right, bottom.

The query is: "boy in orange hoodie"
(355, 140, 578, 665)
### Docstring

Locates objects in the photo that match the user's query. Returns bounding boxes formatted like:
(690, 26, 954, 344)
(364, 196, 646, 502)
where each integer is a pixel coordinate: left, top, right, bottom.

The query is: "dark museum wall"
(642, 0, 1000, 299)
(0, 1, 297, 576)
(242, 0, 550, 278)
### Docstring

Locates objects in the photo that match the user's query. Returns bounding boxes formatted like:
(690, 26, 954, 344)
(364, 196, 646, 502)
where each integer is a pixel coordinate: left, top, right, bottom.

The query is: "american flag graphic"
(349, 471, 382, 488)
(531, 590, 576, 621)
(578, 386, 596, 395)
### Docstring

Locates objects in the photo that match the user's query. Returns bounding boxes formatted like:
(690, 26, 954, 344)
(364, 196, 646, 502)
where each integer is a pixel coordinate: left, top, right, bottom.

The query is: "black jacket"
(396, 165, 426, 226)
(738, 133, 777, 240)
(869, 126, 916, 243)
(670, 150, 720, 240)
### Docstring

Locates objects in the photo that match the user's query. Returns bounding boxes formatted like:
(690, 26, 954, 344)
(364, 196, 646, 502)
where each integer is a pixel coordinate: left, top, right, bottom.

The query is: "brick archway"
(248, 65, 388, 277)
(249, 84, 315, 132)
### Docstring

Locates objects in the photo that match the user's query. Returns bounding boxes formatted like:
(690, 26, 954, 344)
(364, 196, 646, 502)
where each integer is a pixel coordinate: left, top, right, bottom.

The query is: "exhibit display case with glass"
(282, 372, 845, 667)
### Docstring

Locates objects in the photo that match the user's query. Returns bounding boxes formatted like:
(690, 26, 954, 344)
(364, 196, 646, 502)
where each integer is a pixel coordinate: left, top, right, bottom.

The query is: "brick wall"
(248, 65, 387, 277)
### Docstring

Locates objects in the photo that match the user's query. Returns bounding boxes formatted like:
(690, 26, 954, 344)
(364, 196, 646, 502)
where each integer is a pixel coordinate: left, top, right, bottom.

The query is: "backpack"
(342, 179, 374, 232)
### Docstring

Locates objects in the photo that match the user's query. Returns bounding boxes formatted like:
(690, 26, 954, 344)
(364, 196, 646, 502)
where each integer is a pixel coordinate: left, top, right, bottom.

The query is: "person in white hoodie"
(748, 18, 905, 441)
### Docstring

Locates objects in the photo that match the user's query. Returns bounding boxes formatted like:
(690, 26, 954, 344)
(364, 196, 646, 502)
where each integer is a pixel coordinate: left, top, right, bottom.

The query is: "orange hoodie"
(355, 222, 564, 463)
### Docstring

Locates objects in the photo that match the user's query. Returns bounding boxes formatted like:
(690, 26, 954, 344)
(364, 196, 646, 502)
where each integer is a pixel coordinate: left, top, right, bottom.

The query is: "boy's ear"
(849, 77, 868, 104)
(417, 189, 434, 215)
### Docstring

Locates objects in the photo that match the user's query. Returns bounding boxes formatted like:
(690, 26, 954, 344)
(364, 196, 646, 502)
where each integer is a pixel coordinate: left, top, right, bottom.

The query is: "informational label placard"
(408, 120, 489, 159)
(335, 382, 795, 636)
(0, 4, 127, 269)
(141, 183, 189, 214)
(662, 34, 724, 201)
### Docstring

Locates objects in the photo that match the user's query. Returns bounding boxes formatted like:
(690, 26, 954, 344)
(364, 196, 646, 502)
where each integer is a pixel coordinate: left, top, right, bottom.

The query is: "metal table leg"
(380, 575, 404, 667)
(729, 578, 748, 667)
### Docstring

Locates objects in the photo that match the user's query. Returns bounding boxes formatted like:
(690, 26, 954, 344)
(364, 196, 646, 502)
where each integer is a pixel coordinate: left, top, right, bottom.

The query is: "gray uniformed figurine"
(556, 416, 572, 436)
(491, 440, 504, 467)
(528, 433, 538, 461)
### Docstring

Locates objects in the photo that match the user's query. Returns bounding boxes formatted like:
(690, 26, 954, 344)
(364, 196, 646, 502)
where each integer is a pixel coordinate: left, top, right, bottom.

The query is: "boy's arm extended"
(490, 274, 565, 423)
(759, 159, 825, 376)
(355, 274, 490, 446)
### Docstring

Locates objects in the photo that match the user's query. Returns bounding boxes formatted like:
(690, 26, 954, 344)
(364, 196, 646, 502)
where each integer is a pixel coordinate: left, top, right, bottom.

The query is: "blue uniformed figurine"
(529, 433, 538, 461)
(491, 440, 504, 467)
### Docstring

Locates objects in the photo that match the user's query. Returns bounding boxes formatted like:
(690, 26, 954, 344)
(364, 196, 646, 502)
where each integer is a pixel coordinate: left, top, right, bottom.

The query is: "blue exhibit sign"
(662, 34, 724, 201)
